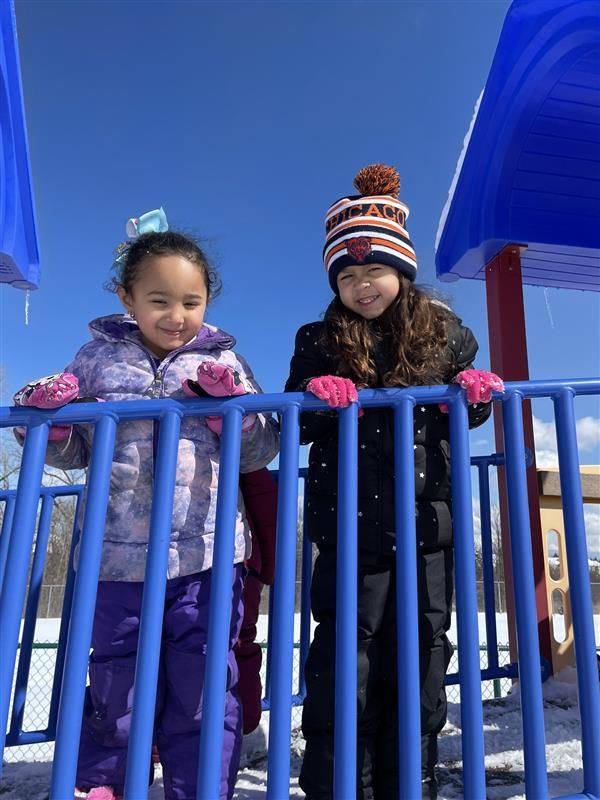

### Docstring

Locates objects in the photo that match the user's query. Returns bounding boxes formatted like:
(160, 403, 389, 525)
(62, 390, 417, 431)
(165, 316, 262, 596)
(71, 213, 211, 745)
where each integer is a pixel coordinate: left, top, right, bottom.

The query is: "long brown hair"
(321, 277, 455, 388)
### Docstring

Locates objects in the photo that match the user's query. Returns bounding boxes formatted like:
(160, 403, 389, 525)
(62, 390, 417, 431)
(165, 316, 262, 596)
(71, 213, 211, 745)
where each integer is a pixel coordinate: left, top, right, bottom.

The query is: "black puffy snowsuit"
(285, 314, 491, 799)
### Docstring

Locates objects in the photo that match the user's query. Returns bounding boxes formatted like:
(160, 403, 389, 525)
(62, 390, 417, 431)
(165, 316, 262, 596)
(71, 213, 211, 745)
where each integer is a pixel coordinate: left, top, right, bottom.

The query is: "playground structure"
(435, 0, 600, 680)
(1, 0, 599, 797)
(0, 0, 38, 290)
(537, 466, 600, 674)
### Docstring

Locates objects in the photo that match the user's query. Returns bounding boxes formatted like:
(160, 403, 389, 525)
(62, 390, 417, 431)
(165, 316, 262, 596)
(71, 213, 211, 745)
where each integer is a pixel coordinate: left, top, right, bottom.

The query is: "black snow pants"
(299, 546, 454, 800)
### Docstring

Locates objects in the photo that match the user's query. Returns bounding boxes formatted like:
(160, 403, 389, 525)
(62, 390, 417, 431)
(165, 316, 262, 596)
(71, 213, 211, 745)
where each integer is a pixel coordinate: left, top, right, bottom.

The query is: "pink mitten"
(307, 376, 359, 408)
(183, 362, 255, 398)
(454, 369, 504, 404)
(182, 362, 256, 434)
(13, 373, 79, 409)
(439, 369, 504, 412)
(14, 373, 79, 442)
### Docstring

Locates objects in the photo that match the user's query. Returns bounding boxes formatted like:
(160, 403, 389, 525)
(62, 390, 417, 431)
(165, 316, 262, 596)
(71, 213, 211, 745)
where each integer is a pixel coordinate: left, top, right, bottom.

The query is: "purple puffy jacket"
(44, 314, 279, 581)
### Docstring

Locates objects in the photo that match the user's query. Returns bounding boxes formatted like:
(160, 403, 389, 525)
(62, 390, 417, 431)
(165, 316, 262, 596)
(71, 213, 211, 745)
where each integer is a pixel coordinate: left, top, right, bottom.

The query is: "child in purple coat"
(14, 209, 279, 800)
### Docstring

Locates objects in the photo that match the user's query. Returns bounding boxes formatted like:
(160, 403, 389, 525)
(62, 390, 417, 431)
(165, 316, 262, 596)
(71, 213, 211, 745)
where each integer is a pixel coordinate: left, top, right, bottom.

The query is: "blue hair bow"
(126, 207, 168, 238)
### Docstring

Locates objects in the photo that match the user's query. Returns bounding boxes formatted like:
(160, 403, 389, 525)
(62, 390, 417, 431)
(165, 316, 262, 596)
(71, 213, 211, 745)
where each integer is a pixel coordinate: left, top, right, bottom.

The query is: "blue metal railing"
(0, 484, 84, 747)
(0, 461, 531, 748)
(1, 378, 598, 799)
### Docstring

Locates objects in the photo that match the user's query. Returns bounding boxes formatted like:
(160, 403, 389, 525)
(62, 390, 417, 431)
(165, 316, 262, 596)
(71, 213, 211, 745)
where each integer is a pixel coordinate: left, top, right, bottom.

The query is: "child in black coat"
(285, 165, 503, 800)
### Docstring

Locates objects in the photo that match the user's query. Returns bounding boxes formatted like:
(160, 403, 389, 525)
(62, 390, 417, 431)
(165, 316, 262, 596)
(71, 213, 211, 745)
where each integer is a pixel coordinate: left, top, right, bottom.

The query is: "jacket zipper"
(127, 342, 174, 476)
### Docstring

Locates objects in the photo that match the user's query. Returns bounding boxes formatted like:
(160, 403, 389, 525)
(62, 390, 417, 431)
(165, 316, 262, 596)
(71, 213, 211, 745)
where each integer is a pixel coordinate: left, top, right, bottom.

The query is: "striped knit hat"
(323, 164, 417, 292)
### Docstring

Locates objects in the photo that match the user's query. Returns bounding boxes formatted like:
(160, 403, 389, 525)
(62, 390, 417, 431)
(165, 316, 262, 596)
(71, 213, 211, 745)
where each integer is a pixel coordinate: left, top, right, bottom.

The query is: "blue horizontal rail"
(1, 377, 598, 799)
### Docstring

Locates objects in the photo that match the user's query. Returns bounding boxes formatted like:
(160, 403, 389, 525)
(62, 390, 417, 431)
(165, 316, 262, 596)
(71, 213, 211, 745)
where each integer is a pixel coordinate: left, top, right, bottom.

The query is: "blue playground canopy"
(436, 0, 600, 291)
(0, 0, 39, 290)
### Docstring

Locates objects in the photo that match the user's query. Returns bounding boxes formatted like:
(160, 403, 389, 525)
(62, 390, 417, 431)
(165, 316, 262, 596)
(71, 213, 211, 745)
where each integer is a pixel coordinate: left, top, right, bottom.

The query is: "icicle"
(25, 288, 30, 325)
(543, 286, 555, 330)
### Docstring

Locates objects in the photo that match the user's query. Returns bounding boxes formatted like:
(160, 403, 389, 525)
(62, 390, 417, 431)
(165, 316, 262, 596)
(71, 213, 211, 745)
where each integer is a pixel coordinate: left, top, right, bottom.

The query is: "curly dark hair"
(106, 231, 222, 300)
(321, 276, 455, 387)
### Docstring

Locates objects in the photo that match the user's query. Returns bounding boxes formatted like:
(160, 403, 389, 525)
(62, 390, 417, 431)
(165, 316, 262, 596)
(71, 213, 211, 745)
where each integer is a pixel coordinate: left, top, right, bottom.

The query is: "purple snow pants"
(76, 566, 245, 800)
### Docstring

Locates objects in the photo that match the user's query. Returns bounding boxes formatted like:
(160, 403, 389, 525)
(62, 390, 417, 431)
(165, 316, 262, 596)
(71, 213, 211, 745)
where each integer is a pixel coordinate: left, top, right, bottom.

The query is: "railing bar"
(502, 392, 549, 799)
(48, 488, 85, 738)
(2, 378, 600, 430)
(394, 398, 421, 799)
(124, 410, 182, 799)
(196, 408, 243, 800)
(0, 422, 48, 762)
(298, 497, 312, 700)
(0, 495, 17, 589)
(553, 389, 600, 798)
(333, 404, 358, 800)
(267, 405, 300, 800)
(449, 397, 487, 799)
(478, 462, 499, 671)
(50, 415, 117, 799)
(10, 493, 54, 737)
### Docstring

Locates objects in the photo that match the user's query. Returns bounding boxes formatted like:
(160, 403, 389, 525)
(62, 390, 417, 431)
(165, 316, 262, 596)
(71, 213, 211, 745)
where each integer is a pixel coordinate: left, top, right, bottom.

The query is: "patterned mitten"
(183, 362, 256, 434)
(13, 373, 79, 441)
(307, 376, 359, 408)
(13, 372, 79, 409)
(440, 369, 504, 412)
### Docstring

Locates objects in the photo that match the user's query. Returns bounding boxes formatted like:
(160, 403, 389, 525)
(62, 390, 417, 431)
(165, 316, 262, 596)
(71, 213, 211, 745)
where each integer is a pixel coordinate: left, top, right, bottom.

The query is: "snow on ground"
(1, 672, 588, 798)
(2, 616, 597, 798)
(436, 669, 586, 799)
(25, 611, 600, 654)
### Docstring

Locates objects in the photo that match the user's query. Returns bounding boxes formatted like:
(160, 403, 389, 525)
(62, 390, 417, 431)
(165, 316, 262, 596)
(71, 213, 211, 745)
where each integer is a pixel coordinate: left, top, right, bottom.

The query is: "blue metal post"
(50, 415, 117, 799)
(0, 494, 16, 589)
(197, 408, 243, 800)
(298, 501, 313, 701)
(502, 392, 548, 799)
(394, 397, 421, 799)
(264, 581, 274, 709)
(264, 468, 278, 711)
(478, 461, 499, 671)
(553, 389, 600, 798)
(124, 410, 182, 799)
(267, 404, 300, 800)
(48, 488, 84, 738)
(10, 492, 53, 738)
(449, 396, 487, 799)
(0, 421, 48, 763)
(333, 404, 358, 800)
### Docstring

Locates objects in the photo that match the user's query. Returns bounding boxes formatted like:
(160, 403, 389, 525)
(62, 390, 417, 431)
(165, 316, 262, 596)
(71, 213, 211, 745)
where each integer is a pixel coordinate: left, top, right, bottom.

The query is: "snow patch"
(435, 90, 484, 253)
(2, 684, 589, 799)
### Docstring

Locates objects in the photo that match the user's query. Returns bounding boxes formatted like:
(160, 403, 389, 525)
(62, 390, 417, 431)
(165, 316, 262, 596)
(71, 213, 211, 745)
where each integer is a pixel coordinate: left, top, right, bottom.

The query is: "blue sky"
(2, 0, 599, 484)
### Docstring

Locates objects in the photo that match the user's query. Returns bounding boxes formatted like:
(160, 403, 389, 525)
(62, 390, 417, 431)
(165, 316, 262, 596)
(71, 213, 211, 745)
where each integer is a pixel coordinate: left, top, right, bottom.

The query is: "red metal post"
(485, 246, 553, 670)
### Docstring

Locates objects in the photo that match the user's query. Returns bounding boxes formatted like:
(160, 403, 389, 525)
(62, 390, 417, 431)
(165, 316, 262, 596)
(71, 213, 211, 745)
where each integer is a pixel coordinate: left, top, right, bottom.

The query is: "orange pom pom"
(353, 164, 400, 198)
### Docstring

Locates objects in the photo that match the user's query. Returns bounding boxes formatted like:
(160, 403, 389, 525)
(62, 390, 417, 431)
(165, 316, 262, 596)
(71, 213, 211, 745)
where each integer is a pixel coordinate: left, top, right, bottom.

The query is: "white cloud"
(533, 415, 600, 468)
(584, 505, 600, 559)
(576, 416, 600, 451)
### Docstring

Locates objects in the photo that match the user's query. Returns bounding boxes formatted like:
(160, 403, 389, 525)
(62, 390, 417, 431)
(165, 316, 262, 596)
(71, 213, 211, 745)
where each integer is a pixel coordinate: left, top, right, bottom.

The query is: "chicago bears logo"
(346, 237, 372, 263)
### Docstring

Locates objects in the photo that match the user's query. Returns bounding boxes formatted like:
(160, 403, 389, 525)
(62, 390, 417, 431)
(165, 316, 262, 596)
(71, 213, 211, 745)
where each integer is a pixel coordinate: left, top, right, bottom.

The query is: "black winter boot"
(421, 733, 438, 798)
(421, 775, 438, 799)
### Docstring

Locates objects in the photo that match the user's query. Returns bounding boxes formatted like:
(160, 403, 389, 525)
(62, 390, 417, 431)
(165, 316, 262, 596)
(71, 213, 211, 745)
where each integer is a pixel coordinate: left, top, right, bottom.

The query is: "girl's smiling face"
(336, 263, 400, 319)
(117, 254, 208, 359)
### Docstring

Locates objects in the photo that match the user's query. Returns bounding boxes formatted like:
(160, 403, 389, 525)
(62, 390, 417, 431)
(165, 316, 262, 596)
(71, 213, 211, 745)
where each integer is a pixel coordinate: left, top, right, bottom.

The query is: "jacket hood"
(88, 314, 236, 353)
